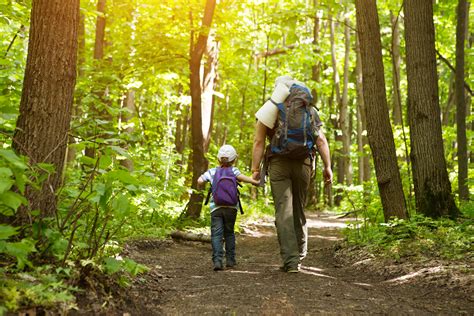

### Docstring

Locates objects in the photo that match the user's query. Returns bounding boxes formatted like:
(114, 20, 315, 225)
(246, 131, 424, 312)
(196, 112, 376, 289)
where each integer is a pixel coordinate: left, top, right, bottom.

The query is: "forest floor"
(74, 212, 473, 315)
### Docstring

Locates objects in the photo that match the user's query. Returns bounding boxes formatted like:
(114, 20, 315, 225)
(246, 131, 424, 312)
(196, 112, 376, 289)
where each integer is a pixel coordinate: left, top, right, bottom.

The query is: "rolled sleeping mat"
(270, 83, 291, 103)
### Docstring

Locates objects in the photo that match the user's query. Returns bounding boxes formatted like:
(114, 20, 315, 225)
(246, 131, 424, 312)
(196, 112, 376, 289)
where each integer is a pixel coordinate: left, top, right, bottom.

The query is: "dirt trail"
(78, 212, 473, 315)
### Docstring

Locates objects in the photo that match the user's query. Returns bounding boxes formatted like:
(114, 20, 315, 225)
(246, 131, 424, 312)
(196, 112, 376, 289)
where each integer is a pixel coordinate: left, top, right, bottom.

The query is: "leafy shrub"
(344, 213, 474, 261)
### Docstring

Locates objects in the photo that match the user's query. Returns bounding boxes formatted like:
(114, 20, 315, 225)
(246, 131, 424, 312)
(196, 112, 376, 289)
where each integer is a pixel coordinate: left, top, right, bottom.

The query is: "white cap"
(217, 145, 237, 162)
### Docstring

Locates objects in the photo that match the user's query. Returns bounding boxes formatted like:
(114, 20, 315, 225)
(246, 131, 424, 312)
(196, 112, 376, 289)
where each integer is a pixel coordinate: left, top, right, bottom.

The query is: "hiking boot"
(279, 265, 299, 273)
(213, 261, 223, 271)
(226, 259, 237, 268)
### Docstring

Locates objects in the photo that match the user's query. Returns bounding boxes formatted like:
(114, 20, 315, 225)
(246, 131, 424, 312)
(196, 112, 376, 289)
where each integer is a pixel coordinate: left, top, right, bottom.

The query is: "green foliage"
(0, 266, 77, 314)
(102, 256, 148, 287)
(0, 0, 472, 313)
(344, 214, 474, 261)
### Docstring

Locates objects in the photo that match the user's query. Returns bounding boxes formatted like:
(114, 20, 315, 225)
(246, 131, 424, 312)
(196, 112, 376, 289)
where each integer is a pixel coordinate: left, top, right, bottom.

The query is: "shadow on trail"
(89, 212, 472, 315)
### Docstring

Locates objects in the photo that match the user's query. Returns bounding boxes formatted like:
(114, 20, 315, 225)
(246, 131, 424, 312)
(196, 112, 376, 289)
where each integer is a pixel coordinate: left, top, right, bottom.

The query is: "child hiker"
(197, 144, 259, 271)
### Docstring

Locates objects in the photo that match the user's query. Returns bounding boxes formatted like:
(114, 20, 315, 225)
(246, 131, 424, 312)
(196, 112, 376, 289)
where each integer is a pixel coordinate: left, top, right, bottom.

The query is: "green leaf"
(103, 257, 122, 274)
(110, 146, 130, 158)
(0, 149, 27, 170)
(0, 167, 13, 178)
(79, 156, 97, 166)
(111, 194, 130, 216)
(0, 191, 27, 211)
(99, 154, 112, 169)
(1, 239, 36, 269)
(11, 169, 27, 194)
(122, 258, 149, 276)
(0, 224, 18, 239)
(106, 170, 139, 185)
(0, 178, 14, 194)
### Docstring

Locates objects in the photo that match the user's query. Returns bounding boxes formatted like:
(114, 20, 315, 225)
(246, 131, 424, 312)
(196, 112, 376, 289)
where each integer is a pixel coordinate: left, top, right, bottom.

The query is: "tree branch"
(436, 49, 473, 96)
(4, 25, 25, 58)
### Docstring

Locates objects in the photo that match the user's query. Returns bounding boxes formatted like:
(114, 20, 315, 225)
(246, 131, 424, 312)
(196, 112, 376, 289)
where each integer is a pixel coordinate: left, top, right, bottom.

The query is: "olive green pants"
(269, 156, 311, 269)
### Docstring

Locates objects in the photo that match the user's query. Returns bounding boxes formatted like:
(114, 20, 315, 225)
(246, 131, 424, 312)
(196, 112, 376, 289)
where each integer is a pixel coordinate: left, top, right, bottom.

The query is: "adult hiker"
(251, 75, 333, 273)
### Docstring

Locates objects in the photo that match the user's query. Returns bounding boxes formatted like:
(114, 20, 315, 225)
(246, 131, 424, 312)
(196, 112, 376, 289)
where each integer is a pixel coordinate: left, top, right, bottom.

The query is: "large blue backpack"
(270, 84, 319, 160)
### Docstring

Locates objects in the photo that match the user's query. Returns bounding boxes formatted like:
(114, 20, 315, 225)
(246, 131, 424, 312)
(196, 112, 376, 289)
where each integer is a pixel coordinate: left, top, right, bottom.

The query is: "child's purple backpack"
(212, 167, 238, 206)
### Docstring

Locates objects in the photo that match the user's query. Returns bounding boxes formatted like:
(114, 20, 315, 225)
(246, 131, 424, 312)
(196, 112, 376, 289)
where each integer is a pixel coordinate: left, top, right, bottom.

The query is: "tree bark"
(94, 0, 106, 60)
(404, 0, 459, 218)
(85, 0, 107, 159)
(390, 11, 403, 126)
(455, 0, 469, 200)
(186, 0, 216, 219)
(202, 31, 219, 153)
(119, 90, 135, 171)
(355, 35, 370, 185)
(341, 16, 352, 185)
(355, 0, 408, 221)
(307, 0, 322, 208)
(66, 11, 86, 164)
(330, 16, 343, 206)
(12, 0, 79, 222)
(442, 75, 456, 126)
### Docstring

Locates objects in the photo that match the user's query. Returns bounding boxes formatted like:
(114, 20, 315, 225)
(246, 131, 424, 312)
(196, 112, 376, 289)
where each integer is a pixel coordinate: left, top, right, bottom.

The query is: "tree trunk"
(329, 16, 343, 206)
(85, 0, 107, 159)
(455, 0, 469, 200)
(355, 35, 370, 185)
(307, 0, 322, 208)
(202, 31, 219, 153)
(390, 11, 403, 125)
(404, 0, 459, 218)
(119, 90, 135, 171)
(12, 0, 79, 222)
(185, 0, 216, 219)
(355, 0, 408, 221)
(442, 75, 456, 126)
(94, 0, 106, 60)
(66, 11, 86, 164)
(341, 16, 352, 186)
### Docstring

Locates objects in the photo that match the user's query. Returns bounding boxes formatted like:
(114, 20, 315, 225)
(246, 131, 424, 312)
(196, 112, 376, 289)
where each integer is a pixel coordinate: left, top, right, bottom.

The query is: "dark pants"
(211, 207, 238, 265)
(269, 156, 311, 270)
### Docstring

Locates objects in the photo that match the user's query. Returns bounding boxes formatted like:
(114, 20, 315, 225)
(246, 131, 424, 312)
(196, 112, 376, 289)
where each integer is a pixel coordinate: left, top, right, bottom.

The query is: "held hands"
(252, 170, 260, 181)
(251, 170, 260, 186)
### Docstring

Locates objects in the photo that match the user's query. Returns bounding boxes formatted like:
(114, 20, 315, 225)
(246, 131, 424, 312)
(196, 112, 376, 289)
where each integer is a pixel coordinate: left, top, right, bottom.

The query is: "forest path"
(98, 213, 472, 315)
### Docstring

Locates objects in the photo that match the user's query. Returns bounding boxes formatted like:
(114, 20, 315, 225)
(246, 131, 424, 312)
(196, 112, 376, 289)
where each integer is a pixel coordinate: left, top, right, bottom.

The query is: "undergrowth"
(343, 202, 474, 261)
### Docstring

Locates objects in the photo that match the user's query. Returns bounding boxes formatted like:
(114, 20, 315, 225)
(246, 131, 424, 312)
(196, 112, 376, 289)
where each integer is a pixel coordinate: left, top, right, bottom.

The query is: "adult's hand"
(252, 170, 261, 181)
(323, 166, 333, 185)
